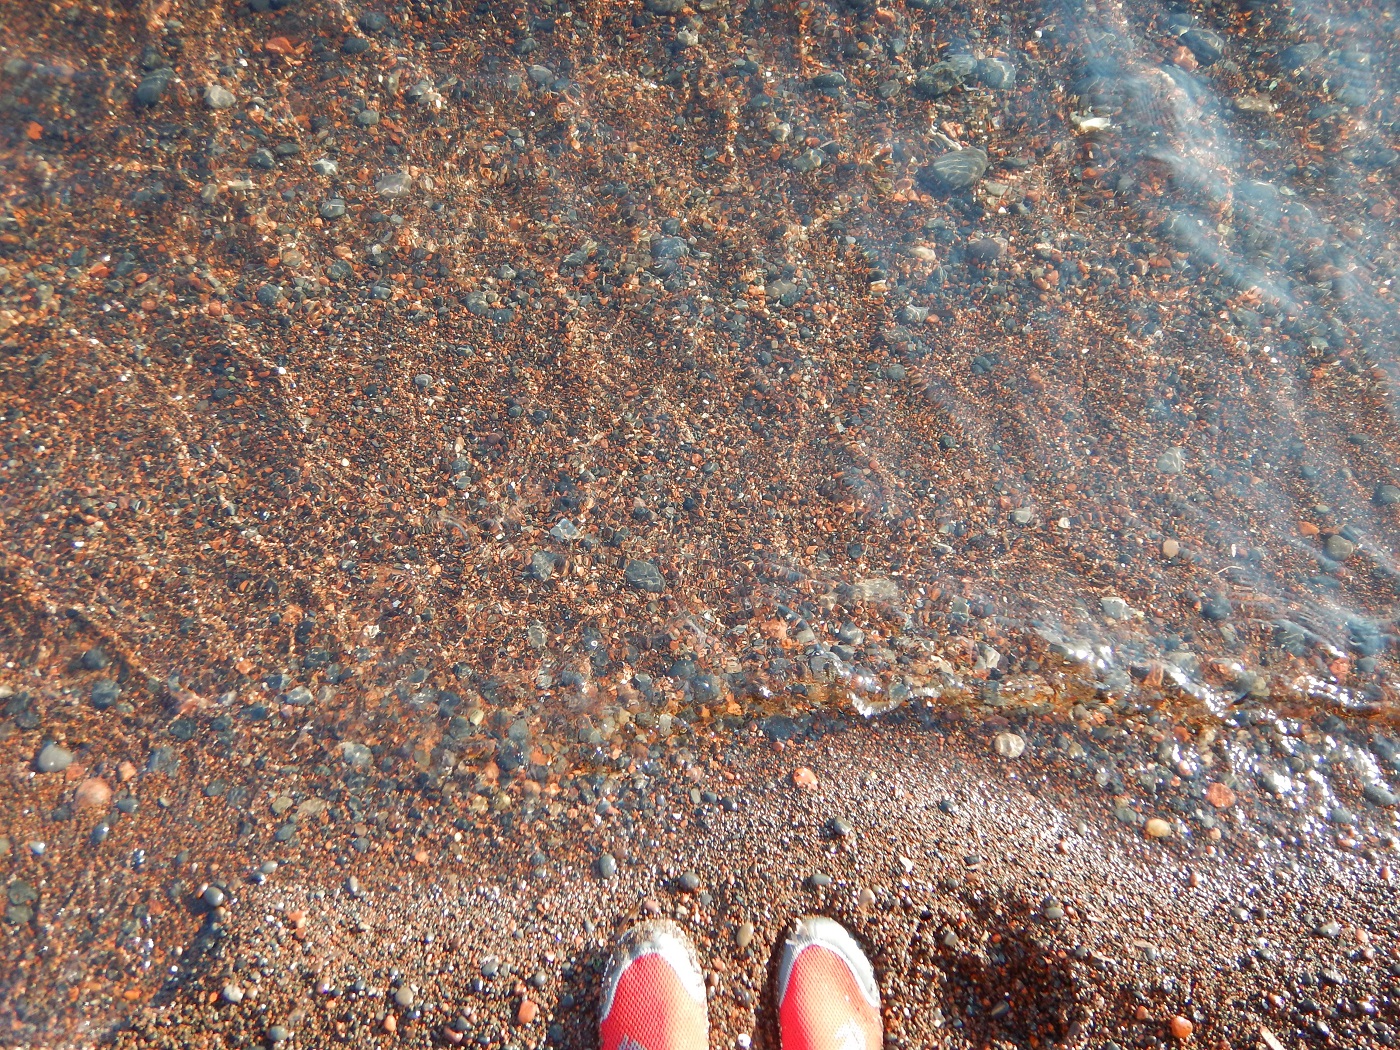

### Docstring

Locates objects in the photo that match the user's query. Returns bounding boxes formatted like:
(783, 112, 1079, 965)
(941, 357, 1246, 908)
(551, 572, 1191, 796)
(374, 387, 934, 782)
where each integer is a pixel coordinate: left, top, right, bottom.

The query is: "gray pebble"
(202, 885, 227, 908)
(598, 853, 618, 878)
(625, 559, 665, 593)
(91, 678, 121, 709)
(919, 147, 989, 194)
(678, 871, 700, 892)
(205, 84, 236, 110)
(319, 198, 347, 220)
(827, 816, 854, 838)
(36, 743, 73, 774)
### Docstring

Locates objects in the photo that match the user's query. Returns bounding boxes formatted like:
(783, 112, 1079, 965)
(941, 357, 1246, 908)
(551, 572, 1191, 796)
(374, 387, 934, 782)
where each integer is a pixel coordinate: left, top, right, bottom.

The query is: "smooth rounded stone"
(918, 148, 989, 194)
(319, 198, 347, 219)
(1156, 447, 1186, 474)
(267, 1025, 290, 1044)
(256, 284, 283, 307)
(75, 778, 112, 810)
(394, 985, 415, 1008)
(625, 559, 665, 593)
(1010, 507, 1034, 526)
(202, 885, 227, 908)
(644, 0, 686, 12)
(35, 743, 73, 774)
(857, 887, 877, 908)
(809, 71, 847, 91)
(480, 956, 500, 978)
(827, 816, 854, 838)
(356, 108, 381, 127)
(1161, 538, 1180, 558)
(91, 678, 121, 709)
(204, 83, 236, 110)
(134, 69, 174, 106)
(1181, 28, 1225, 66)
(358, 10, 389, 32)
(1259, 770, 1291, 795)
(678, 871, 701, 892)
(736, 921, 755, 948)
(342, 36, 371, 54)
(222, 983, 245, 1004)
(837, 622, 864, 645)
(376, 172, 414, 198)
(967, 237, 1004, 263)
(311, 158, 339, 176)
(1363, 783, 1398, 807)
(1327, 806, 1356, 826)
(413, 374, 433, 390)
(1041, 897, 1065, 921)
(1145, 818, 1173, 838)
(1325, 535, 1355, 561)
(807, 872, 833, 889)
(527, 64, 556, 86)
(1279, 42, 1322, 70)
(993, 732, 1026, 759)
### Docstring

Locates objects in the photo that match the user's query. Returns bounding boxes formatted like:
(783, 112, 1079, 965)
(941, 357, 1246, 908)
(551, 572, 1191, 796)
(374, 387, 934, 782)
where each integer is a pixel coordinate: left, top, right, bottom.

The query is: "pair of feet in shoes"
(599, 915, 881, 1050)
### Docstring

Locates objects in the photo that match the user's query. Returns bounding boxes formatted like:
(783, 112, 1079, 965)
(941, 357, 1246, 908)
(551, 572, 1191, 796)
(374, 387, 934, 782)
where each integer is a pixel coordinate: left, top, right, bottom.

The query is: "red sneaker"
(776, 916, 882, 1050)
(600, 919, 709, 1050)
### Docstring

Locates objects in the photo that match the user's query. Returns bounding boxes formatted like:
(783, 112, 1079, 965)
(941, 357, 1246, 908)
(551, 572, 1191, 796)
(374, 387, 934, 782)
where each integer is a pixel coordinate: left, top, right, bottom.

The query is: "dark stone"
(918, 148, 989, 194)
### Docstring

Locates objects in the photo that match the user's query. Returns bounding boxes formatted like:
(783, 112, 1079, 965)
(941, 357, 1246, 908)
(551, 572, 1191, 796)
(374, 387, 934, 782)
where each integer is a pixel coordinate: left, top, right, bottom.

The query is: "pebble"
(994, 732, 1026, 759)
(1170, 1015, 1194, 1040)
(35, 743, 73, 774)
(919, 148, 989, 194)
(205, 84, 236, 110)
(827, 816, 854, 838)
(1161, 539, 1180, 559)
(792, 767, 819, 790)
(736, 921, 755, 948)
(202, 885, 227, 908)
(678, 871, 701, 892)
(1145, 818, 1173, 839)
(74, 778, 112, 810)
(624, 559, 665, 593)
(597, 853, 618, 878)
(376, 172, 414, 198)
(267, 1025, 290, 1043)
(1156, 447, 1186, 475)
(394, 985, 415, 1008)
(1324, 535, 1355, 561)
(517, 999, 538, 1025)
(222, 983, 244, 1004)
